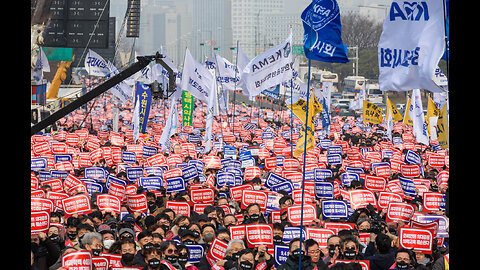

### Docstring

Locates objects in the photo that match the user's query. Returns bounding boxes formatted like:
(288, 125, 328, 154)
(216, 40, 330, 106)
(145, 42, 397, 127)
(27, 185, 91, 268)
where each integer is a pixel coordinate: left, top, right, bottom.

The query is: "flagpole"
(298, 58, 312, 270)
(290, 78, 294, 156)
(232, 40, 239, 136)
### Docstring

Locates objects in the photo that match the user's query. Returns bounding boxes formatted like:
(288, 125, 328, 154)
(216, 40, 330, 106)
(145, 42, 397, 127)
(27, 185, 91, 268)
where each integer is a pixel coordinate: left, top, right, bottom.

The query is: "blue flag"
(301, 0, 349, 62)
(135, 82, 152, 133)
(441, 0, 449, 60)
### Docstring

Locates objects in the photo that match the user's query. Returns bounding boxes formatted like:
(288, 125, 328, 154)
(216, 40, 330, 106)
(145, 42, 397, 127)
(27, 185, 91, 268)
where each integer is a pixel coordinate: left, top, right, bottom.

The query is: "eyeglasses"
(328, 244, 341, 249)
(165, 248, 178, 255)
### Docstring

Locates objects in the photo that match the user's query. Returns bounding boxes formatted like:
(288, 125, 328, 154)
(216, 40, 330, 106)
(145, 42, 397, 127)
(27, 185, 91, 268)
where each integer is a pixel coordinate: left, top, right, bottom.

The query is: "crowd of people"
(31, 93, 450, 270)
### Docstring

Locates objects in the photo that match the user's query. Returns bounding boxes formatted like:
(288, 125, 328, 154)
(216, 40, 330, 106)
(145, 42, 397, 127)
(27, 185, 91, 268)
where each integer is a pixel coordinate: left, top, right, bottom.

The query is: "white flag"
(106, 61, 134, 104)
(132, 96, 140, 142)
(180, 48, 215, 103)
(378, 0, 445, 93)
(241, 32, 294, 97)
(386, 104, 393, 141)
(236, 44, 251, 96)
(159, 98, 179, 151)
(204, 78, 217, 153)
(410, 89, 429, 145)
(283, 76, 308, 106)
(32, 47, 50, 83)
(215, 54, 240, 91)
(85, 49, 111, 77)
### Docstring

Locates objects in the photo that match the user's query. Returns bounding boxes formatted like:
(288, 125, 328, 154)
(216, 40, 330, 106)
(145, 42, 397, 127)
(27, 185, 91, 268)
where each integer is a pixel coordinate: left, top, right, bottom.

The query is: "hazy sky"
(284, 0, 393, 15)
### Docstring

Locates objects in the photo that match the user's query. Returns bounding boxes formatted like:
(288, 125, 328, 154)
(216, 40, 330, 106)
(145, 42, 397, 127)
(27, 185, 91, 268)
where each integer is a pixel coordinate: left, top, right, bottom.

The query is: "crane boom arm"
(31, 54, 163, 135)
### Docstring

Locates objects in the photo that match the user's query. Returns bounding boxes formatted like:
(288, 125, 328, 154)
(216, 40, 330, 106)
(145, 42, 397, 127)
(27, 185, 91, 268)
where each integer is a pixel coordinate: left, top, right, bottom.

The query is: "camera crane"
(31, 52, 176, 135)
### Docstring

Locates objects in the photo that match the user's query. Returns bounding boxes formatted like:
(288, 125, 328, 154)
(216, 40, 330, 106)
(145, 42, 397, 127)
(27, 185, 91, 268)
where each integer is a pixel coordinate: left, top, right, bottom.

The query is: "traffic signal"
(213, 47, 220, 51)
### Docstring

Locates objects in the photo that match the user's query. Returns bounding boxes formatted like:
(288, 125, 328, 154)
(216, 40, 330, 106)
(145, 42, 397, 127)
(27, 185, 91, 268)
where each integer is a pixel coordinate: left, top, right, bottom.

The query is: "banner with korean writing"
(363, 100, 383, 124)
(135, 82, 152, 133)
(182, 90, 194, 126)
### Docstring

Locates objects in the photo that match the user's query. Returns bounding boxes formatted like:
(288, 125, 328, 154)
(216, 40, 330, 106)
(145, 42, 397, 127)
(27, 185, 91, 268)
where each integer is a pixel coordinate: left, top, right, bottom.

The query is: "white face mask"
(103, 239, 115, 250)
(254, 185, 261, 190)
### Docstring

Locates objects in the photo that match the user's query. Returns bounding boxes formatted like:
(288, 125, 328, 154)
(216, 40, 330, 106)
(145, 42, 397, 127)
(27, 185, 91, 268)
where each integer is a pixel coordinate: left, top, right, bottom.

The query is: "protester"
(305, 239, 328, 270)
(364, 232, 395, 270)
(277, 238, 316, 270)
(31, 81, 450, 270)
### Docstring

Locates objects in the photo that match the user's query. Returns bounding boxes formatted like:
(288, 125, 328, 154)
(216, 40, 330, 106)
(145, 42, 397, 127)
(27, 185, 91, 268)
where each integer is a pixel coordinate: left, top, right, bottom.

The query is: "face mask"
(203, 233, 215, 242)
(92, 249, 102, 256)
(273, 235, 284, 245)
(182, 240, 195, 245)
(122, 253, 135, 263)
(178, 254, 189, 264)
(249, 214, 260, 222)
(240, 260, 253, 270)
(396, 261, 410, 269)
(48, 234, 60, 243)
(291, 249, 305, 261)
(148, 201, 157, 211)
(179, 225, 188, 232)
(165, 255, 178, 263)
(253, 185, 261, 190)
(67, 233, 77, 240)
(148, 258, 161, 269)
(103, 239, 115, 250)
(232, 252, 241, 261)
(328, 246, 336, 257)
(343, 249, 357, 260)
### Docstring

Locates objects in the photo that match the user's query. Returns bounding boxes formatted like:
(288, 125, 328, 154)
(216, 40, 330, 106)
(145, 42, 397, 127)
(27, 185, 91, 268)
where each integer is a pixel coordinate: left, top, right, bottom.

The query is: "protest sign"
(386, 202, 415, 223)
(305, 228, 335, 248)
(321, 199, 348, 219)
(229, 225, 246, 240)
(399, 227, 433, 254)
(62, 194, 92, 218)
(206, 237, 229, 265)
(126, 193, 148, 213)
(166, 201, 191, 217)
(190, 188, 215, 204)
(287, 204, 317, 226)
(96, 194, 121, 214)
(62, 250, 92, 270)
(349, 189, 377, 209)
(245, 224, 273, 248)
(31, 211, 50, 234)
(241, 190, 268, 210)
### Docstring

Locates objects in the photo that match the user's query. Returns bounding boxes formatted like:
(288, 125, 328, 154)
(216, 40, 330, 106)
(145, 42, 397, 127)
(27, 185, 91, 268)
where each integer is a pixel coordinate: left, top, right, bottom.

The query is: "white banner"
(32, 48, 50, 83)
(410, 89, 429, 145)
(159, 98, 179, 151)
(215, 54, 240, 91)
(84, 49, 110, 77)
(106, 61, 133, 104)
(378, 0, 445, 93)
(180, 48, 215, 103)
(132, 97, 140, 142)
(236, 44, 251, 97)
(241, 32, 294, 97)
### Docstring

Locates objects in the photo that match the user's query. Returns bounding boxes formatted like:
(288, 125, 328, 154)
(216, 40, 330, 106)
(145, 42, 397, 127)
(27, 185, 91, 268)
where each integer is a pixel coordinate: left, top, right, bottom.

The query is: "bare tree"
(340, 12, 383, 49)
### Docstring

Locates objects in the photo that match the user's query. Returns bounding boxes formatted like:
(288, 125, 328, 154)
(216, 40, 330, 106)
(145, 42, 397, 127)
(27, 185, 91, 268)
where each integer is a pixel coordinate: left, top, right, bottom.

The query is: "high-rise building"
(231, 0, 284, 60)
(134, 0, 192, 66)
(192, 0, 233, 63)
